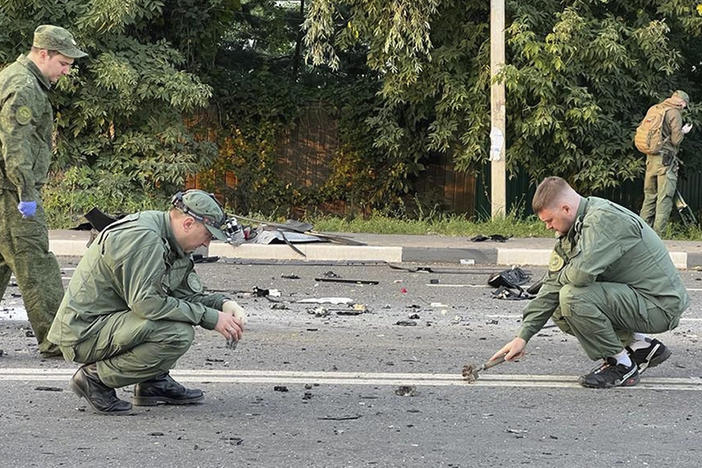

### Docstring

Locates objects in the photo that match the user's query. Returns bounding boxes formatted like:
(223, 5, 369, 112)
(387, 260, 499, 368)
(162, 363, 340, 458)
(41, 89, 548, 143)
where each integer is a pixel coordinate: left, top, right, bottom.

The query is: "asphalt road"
(1, 258, 701, 467)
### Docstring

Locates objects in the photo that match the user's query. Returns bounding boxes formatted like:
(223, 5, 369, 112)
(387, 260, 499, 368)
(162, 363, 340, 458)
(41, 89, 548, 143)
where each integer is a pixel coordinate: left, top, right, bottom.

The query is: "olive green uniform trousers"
(640, 154, 677, 234)
(550, 282, 681, 360)
(60, 312, 195, 388)
(0, 190, 63, 354)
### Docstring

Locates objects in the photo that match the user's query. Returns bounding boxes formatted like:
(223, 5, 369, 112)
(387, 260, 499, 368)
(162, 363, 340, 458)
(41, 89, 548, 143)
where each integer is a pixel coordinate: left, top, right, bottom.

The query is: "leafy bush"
(43, 167, 168, 228)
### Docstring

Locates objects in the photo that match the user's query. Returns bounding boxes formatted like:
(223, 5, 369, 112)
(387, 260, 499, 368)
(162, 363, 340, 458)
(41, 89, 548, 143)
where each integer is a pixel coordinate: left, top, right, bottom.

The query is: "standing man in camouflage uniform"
(639, 90, 693, 234)
(491, 177, 689, 388)
(48, 190, 247, 415)
(0, 25, 87, 357)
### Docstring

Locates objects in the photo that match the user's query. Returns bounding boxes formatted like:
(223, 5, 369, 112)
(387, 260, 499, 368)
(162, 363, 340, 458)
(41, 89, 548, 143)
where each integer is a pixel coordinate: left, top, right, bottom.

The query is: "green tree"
(304, 0, 702, 193)
(0, 0, 222, 222)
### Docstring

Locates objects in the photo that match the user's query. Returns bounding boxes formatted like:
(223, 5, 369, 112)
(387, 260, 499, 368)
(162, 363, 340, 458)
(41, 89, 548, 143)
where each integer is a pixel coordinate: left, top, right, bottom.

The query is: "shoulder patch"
(548, 250, 565, 272)
(187, 272, 203, 293)
(15, 105, 32, 125)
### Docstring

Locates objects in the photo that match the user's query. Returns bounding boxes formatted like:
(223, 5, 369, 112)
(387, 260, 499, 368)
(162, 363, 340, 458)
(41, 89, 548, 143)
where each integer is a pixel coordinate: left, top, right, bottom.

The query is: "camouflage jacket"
(658, 97, 686, 158)
(517, 197, 689, 342)
(48, 211, 224, 347)
(0, 55, 53, 201)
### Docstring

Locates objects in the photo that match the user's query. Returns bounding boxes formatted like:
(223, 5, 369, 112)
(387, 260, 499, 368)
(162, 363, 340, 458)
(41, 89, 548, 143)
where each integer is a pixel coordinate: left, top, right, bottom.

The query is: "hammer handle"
(481, 355, 506, 371)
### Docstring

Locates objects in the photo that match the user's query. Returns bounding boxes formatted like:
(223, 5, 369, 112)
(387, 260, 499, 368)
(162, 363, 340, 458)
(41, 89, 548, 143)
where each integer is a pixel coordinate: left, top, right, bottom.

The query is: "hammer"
(462, 355, 506, 383)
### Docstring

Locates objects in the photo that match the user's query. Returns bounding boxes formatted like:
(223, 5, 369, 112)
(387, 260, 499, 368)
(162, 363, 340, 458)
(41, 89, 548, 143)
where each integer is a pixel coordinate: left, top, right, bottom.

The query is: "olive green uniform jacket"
(48, 211, 225, 387)
(0, 54, 63, 354)
(518, 197, 688, 359)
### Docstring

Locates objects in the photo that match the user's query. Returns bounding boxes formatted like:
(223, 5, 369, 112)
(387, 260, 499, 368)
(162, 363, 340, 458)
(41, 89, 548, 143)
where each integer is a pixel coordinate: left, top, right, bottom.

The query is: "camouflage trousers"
(0, 189, 63, 354)
(551, 282, 681, 360)
(640, 154, 677, 234)
(60, 312, 194, 388)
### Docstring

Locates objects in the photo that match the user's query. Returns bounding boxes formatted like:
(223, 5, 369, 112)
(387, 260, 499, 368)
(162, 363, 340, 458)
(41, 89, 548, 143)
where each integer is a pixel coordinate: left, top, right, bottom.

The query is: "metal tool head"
(461, 363, 478, 383)
(461, 355, 506, 384)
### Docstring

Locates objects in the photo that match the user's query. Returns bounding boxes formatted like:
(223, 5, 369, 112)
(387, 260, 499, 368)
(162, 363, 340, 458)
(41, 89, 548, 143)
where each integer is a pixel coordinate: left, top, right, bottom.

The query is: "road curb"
(48, 238, 692, 269)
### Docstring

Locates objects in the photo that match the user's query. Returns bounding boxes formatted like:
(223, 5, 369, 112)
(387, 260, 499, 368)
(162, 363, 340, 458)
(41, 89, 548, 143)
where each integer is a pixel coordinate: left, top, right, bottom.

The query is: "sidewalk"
(48, 230, 702, 269)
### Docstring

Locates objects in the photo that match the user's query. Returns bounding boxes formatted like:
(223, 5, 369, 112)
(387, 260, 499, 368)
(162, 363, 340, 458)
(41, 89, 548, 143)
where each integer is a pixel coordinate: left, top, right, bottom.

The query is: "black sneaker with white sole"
(578, 357, 640, 388)
(626, 338, 671, 374)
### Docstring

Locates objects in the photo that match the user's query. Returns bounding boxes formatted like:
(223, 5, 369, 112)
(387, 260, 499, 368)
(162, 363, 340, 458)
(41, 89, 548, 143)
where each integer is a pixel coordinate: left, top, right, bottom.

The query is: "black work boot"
(132, 373, 204, 406)
(70, 364, 132, 415)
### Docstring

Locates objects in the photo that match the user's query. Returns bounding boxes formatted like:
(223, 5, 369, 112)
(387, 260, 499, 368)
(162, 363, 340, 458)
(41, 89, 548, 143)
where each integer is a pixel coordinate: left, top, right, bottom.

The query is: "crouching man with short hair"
(48, 190, 245, 414)
(491, 177, 689, 388)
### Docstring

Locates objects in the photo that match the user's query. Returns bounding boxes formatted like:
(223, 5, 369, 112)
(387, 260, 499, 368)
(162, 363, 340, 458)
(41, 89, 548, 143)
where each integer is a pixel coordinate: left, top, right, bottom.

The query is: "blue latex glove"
(17, 201, 37, 218)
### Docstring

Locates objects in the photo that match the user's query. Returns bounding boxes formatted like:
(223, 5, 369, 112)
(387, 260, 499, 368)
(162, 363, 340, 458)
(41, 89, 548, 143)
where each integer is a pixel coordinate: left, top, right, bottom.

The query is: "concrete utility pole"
(489, 0, 506, 218)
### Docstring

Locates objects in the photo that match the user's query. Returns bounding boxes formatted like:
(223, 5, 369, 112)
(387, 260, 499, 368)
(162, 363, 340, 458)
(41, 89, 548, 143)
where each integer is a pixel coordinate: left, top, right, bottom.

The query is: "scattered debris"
(336, 304, 366, 316)
(314, 277, 379, 285)
(491, 286, 534, 301)
(318, 414, 362, 421)
(206, 358, 224, 363)
(308, 307, 330, 317)
(471, 234, 511, 242)
(253, 287, 281, 297)
(488, 267, 541, 300)
(395, 320, 417, 326)
(394, 386, 417, 397)
(274, 386, 289, 392)
(488, 267, 531, 289)
(192, 254, 219, 263)
(302, 392, 313, 400)
(271, 303, 289, 310)
(298, 297, 353, 305)
(221, 436, 244, 445)
(25, 330, 35, 338)
(506, 428, 528, 436)
(34, 386, 63, 392)
(408, 313, 420, 320)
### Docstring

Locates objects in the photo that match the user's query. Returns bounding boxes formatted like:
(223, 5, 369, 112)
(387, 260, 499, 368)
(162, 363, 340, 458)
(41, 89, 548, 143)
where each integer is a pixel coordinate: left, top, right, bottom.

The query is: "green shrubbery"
(43, 167, 168, 228)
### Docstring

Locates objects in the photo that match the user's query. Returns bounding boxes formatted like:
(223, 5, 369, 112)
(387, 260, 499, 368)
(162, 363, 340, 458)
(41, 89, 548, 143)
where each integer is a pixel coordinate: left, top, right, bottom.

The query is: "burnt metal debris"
(79, 208, 363, 256)
(488, 267, 543, 301)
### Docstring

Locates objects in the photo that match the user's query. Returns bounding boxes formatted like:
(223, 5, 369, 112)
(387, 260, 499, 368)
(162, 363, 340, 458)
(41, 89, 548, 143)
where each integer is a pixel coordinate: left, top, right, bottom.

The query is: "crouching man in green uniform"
(491, 177, 689, 388)
(48, 190, 246, 414)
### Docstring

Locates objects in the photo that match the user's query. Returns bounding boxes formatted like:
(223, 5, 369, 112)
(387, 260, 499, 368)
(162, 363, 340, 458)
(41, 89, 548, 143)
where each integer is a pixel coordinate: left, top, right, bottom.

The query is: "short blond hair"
(532, 176, 572, 213)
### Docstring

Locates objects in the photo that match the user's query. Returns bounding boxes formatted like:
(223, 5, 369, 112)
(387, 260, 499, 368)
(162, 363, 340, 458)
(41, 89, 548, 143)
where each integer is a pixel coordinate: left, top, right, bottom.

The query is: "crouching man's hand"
(215, 303, 246, 342)
(491, 337, 526, 362)
(223, 300, 248, 324)
(216, 300, 247, 349)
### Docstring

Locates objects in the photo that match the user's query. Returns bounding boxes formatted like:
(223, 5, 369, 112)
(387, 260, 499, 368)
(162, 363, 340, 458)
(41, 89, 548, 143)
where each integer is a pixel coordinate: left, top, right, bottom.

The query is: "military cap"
(172, 190, 228, 241)
(33, 25, 87, 59)
(672, 90, 690, 106)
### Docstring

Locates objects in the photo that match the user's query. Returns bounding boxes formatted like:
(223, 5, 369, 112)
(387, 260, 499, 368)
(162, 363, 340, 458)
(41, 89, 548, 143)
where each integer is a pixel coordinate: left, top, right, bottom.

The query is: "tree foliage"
(0, 0, 220, 216)
(303, 0, 702, 192)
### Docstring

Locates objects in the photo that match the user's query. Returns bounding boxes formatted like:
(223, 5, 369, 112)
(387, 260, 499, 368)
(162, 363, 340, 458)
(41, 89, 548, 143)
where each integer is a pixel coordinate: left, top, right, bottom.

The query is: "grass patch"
(307, 211, 553, 238)
(306, 211, 702, 240)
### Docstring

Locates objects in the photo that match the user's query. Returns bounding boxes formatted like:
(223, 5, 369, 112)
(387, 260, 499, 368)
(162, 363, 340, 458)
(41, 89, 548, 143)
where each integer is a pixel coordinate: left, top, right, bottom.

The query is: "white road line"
(1, 368, 700, 391)
(485, 314, 702, 323)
